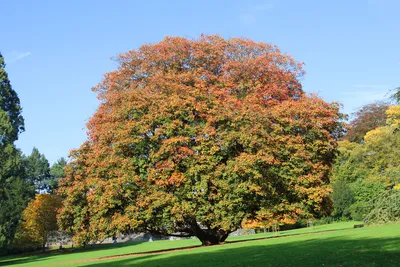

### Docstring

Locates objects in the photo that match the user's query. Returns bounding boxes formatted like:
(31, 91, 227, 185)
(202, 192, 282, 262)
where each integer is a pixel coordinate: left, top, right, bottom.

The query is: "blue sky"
(2, 0, 400, 164)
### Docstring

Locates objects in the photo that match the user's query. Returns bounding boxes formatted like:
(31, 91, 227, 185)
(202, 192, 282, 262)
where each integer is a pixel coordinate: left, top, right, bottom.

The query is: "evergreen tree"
(24, 148, 51, 192)
(0, 111, 33, 251)
(0, 53, 24, 143)
(48, 157, 67, 193)
(0, 54, 33, 252)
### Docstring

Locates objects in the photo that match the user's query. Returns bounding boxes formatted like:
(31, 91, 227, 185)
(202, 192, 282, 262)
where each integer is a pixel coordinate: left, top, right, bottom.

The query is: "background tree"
(48, 157, 67, 193)
(0, 53, 24, 143)
(332, 104, 400, 221)
(389, 86, 400, 104)
(0, 133, 33, 251)
(58, 36, 345, 245)
(0, 54, 33, 252)
(349, 181, 385, 221)
(12, 194, 62, 251)
(331, 180, 354, 219)
(23, 148, 51, 192)
(345, 101, 390, 143)
(365, 189, 400, 224)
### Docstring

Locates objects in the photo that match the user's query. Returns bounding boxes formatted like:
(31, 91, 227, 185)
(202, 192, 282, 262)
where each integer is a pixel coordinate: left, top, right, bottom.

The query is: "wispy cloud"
(340, 88, 390, 113)
(6, 51, 32, 63)
(250, 3, 274, 12)
(239, 2, 274, 26)
(352, 84, 390, 89)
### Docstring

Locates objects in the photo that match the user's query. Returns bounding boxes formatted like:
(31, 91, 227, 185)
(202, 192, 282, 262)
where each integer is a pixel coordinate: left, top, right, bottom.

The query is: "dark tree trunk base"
(195, 229, 230, 246)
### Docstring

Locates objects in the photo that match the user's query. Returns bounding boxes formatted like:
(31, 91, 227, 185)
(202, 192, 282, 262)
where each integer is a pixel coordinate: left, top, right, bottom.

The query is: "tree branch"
(146, 228, 193, 238)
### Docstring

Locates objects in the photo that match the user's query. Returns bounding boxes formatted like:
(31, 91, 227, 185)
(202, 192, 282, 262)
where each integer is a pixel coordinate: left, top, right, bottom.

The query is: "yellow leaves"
(364, 126, 391, 144)
(18, 194, 62, 246)
(386, 105, 400, 126)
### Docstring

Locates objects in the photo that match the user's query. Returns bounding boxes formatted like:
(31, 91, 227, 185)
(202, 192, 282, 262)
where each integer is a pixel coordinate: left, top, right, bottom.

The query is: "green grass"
(1, 222, 399, 267)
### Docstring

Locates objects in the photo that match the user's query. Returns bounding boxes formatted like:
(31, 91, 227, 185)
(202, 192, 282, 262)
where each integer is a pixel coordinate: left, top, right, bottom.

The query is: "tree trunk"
(192, 225, 230, 246)
(197, 230, 229, 245)
(42, 232, 47, 252)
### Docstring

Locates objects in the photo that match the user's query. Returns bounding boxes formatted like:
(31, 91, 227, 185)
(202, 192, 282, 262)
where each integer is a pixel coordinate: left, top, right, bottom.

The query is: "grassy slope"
(81, 223, 400, 267)
(2, 222, 396, 267)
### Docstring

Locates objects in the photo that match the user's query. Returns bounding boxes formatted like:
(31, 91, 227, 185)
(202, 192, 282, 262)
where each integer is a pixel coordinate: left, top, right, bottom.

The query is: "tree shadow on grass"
(0, 241, 147, 267)
(84, 236, 400, 267)
(0, 253, 56, 267)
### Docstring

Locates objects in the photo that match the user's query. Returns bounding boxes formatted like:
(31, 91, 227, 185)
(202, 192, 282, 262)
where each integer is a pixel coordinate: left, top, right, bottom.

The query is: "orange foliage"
(58, 35, 344, 245)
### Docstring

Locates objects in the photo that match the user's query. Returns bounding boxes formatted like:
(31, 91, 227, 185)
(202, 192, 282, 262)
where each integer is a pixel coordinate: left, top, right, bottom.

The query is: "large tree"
(58, 36, 345, 245)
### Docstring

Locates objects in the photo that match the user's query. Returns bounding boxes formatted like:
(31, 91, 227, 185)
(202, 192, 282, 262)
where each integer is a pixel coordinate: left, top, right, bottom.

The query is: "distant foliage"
(331, 180, 354, 219)
(12, 194, 62, 251)
(332, 104, 400, 222)
(23, 148, 51, 192)
(349, 181, 385, 221)
(345, 101, 389, 143)
(58, 35, 345, 245)
(365, 190, 400, 224)
(334, 105, 400, 187)
(389, 87, 400, 104)
(48, 157, 67, 193)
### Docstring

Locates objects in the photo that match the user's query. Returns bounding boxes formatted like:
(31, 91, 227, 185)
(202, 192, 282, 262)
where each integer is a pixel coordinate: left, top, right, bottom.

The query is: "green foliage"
(0, 53, 24, 143)
(23, 148, 51, 192)
(332, 140, 367, 183)
(365, 190, 400, 224)
(0, 139, 34, 251)
(334, 105, 400, 187)
(9, 224, 42, 253)
(348, 181, 385, 221)
(48, 157, 67, 193)
(0, 56, 33, 252)
(332, 104, 400, 222)
(331, 180, 354, 219)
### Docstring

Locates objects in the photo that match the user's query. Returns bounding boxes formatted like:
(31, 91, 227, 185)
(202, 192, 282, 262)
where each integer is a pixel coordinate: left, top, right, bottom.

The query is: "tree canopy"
(0, 53, 24, 143)
(58, 36, 345, 245)
(48, 157, 67, 193)
(12, 194, 62, 251)
(23, 148, 51, 192)
(345, 101, 389, 143)
(0, 54, 33, 251)
(332, 104, 400, 221)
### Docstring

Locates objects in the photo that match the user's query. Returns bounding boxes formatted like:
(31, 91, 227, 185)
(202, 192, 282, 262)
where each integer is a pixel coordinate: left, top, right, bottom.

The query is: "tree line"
(0, 53, 66, 253)
(331, 98, 400, 224)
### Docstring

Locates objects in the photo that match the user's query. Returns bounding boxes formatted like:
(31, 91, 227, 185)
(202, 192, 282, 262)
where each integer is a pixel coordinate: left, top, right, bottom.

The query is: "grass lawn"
(1, 221, 399, 266)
